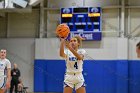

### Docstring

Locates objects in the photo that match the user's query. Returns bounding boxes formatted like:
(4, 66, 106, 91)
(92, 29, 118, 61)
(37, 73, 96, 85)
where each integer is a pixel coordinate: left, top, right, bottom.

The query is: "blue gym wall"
(34, 60, 140, 93)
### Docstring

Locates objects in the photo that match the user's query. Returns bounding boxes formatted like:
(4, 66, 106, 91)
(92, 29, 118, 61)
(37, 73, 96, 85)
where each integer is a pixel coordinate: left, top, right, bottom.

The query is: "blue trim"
(63, 82, 70, 88)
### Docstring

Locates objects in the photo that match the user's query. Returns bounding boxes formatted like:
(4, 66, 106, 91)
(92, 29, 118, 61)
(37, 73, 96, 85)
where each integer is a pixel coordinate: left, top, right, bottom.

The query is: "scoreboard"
(61, 7, 102, 41)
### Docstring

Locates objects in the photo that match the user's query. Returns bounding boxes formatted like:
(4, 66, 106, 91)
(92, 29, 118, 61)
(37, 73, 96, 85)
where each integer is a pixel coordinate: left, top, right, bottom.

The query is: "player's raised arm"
(60, 38, 67, 58)
(56, 24, 70, 59)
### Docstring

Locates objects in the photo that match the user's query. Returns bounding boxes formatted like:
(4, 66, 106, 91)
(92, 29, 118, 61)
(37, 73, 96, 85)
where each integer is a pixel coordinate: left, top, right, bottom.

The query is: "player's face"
(0, 50, 6, 59)
(136, 47, 140, 58)
(70, 38, 79, 49)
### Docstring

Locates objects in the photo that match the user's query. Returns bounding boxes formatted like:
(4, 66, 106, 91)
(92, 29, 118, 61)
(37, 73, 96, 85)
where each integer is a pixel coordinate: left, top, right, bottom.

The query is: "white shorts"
(64, 72, 85, 90)
(0, 76, 6, 89)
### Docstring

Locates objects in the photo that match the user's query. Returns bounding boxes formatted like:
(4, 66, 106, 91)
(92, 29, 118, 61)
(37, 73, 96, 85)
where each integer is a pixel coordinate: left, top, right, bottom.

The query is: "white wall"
(0, 38, 35, 92)
(35, 38, 60, 59)
(35, 37, 131, 60)
(35, 37, 140, 60)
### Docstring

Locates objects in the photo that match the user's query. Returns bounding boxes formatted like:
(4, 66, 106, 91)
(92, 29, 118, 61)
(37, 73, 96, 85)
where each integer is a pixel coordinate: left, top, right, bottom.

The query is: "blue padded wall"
(34, 60, 134, 93)
(34, 60, 65, 92)
(128, 60, 140, 93)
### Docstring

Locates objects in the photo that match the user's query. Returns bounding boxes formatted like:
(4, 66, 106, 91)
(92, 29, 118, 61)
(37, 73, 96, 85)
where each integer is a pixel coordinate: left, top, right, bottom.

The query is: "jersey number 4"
(74, 62, 78, 69)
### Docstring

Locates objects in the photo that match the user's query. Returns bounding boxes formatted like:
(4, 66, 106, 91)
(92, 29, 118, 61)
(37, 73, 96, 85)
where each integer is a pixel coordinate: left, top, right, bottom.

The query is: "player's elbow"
(77, 57, 83, 60)
(77, 55, 84, 60)
(60, 54, 63, 57)
(60, 53, 65, 58)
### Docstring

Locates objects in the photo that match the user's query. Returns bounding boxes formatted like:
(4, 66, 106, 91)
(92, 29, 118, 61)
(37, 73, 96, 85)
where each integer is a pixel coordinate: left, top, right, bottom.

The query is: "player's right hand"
(60, 37, 67, 42)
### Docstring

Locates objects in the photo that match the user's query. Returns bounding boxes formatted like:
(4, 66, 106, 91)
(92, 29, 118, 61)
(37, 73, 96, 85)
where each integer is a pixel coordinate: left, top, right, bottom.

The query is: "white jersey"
(64, 49, 86, 73)
(0, 58, 11, 76)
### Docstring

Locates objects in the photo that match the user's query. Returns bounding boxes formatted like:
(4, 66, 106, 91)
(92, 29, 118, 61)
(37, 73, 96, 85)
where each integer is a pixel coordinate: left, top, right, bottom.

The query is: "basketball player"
(0, 49, 11, 93)
(136, 42, 140, 58)
(59, 36, 86, 93)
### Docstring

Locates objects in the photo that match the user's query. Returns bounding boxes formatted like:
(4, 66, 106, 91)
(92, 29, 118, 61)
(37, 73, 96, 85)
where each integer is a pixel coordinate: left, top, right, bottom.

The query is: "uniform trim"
(64, 82, 70, 87)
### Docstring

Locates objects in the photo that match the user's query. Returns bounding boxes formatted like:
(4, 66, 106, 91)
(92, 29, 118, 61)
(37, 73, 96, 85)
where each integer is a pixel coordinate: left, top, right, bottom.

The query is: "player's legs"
(63, 86, 73, 93)
(63, 74, 74, 93)
(63, 81, 74, 93)
(75, 73, 86, 93)
(76, 87, 86, 93)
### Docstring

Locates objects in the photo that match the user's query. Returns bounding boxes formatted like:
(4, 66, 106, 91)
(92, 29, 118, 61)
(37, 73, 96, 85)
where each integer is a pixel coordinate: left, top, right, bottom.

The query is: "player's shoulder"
(5, 58, 11, 63)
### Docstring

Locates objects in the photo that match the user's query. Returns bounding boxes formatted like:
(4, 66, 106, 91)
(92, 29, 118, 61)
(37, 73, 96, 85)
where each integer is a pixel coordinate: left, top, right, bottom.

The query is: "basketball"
(56, 24, 70, 38)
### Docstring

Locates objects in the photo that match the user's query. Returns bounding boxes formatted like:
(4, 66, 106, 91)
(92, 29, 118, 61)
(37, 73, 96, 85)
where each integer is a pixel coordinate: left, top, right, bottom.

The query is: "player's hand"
(60, 38, 66, 44)
(60, 38, 65, 41)
(6, 81, 10, 89)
